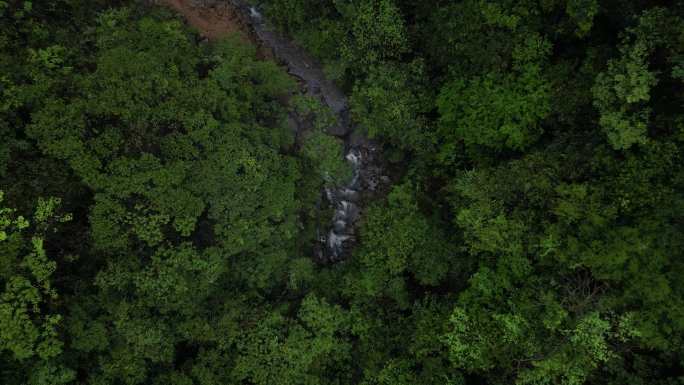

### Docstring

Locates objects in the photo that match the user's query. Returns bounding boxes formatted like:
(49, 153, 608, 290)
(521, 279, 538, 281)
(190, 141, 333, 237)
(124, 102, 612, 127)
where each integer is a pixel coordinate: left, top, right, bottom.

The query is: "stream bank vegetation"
(1, 0, 683, 384)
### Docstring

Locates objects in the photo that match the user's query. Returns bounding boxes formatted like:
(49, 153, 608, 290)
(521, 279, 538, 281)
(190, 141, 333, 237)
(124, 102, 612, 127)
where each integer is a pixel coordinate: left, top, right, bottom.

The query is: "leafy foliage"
(0, 193, 74, 384)
(2, 0, 684, 384)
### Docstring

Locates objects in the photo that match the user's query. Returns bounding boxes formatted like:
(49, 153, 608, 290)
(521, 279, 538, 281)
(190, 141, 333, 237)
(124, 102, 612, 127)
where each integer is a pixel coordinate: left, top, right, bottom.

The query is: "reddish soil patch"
(158, 0, 248, 41)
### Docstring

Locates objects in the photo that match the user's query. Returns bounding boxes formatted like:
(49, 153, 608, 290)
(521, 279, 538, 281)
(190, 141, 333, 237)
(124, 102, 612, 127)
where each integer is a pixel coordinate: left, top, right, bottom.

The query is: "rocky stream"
(164, 0, 391, 262)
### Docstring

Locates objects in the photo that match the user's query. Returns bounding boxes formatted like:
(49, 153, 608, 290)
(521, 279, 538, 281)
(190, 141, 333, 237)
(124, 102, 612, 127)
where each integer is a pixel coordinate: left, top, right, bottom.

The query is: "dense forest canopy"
(1, 0, 683, 384)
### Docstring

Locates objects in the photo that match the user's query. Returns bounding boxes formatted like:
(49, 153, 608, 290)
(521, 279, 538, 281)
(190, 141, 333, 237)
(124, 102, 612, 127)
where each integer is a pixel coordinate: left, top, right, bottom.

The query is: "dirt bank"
(157, 0, 247, 40)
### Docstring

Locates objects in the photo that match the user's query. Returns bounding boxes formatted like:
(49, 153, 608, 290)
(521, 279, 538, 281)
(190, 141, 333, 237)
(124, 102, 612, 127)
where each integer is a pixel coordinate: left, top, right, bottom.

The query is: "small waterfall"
(323, 148, 362, 260)
(227, 0, 389, 262)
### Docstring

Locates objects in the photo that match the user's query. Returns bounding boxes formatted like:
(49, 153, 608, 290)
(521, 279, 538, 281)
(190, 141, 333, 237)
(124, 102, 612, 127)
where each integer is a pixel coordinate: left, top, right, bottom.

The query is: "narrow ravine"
(233, 0, 392, 262)
(160, 0, 390, 262)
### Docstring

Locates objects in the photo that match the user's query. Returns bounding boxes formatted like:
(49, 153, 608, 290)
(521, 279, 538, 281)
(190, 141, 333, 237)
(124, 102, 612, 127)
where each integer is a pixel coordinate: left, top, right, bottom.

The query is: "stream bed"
(191, 0, 391, 261)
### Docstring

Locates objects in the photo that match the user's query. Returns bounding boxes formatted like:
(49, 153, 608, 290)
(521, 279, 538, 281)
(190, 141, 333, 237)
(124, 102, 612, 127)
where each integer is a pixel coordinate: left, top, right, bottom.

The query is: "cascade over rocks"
(160, 0, 392, 262)
(225, 0, 391, 262)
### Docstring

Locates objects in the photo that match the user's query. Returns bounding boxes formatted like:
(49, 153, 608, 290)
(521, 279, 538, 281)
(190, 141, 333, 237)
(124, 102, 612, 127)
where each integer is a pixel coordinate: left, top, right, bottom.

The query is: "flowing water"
(180, 0, 390, 261)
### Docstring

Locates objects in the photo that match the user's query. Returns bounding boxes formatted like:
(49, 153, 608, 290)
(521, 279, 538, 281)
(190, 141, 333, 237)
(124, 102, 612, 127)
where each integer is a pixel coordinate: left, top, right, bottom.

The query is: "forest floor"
(158, 0, 248, 41)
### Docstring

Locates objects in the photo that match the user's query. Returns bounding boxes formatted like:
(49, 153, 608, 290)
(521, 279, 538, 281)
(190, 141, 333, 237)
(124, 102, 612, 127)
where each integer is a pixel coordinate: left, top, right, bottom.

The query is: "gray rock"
(190, 0, 220, 7)
(326, 123, 351, 137)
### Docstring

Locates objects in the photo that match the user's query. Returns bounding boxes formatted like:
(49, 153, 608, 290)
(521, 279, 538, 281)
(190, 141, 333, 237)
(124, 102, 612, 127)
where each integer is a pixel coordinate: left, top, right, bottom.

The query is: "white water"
(235, 0, 385, 261)
(249, 6, 262, 19)
(324, 148, 363, 259)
